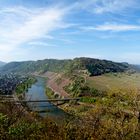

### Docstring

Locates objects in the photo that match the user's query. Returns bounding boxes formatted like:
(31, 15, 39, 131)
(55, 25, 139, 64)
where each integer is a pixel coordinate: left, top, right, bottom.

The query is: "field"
(87, 72, 140, 91)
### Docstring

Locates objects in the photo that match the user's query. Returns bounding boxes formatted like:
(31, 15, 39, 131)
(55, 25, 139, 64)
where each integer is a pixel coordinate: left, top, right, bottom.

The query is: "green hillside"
(0, 57, 131, 75)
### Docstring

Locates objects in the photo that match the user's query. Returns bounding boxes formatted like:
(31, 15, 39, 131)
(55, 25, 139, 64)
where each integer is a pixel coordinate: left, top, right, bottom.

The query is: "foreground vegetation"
(61, 88, 140, 139)
(1, 88, 140, 139)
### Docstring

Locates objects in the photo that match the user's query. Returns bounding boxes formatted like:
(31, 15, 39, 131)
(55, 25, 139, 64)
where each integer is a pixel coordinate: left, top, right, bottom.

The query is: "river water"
(25, 77, 67, 121)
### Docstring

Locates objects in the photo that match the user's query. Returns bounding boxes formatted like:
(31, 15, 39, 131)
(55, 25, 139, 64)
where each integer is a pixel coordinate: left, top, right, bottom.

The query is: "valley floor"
(87, 72, 140, 91)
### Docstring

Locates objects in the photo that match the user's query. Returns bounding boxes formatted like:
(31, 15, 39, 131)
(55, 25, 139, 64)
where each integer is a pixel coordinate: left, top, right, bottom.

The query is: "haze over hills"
(0, 57, 132, 76)
(0, 61, 6, 67)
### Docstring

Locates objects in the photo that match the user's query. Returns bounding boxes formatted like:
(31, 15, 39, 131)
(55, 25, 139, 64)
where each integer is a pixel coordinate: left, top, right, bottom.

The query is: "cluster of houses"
(0, 73, 28, 95)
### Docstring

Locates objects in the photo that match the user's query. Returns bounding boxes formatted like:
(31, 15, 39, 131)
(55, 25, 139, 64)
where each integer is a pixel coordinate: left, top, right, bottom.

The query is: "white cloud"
(94, 0, 136, 14)
(0, 6, 68, 54)
(29, 41, 50, 46)
(81, 23, 140, 32)
(75, 0, 138, 14)
(28, 41, 57, 47)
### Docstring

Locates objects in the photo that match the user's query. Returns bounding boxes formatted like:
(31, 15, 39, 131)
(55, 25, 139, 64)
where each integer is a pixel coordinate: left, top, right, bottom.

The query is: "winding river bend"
(25, 77, 67, 121)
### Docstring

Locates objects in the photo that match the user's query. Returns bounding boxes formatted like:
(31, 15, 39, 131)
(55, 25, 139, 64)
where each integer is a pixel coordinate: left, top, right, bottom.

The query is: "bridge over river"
(0, 95, 80, 114)
(0, 95, 80, 105)
(0, 77, 80, 120)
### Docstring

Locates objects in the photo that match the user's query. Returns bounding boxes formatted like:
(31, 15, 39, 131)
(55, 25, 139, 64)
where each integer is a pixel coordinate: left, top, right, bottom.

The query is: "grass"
(80, 97, 96, 103)
(87, 72, 140, 91)
(45, 87, 55, 99)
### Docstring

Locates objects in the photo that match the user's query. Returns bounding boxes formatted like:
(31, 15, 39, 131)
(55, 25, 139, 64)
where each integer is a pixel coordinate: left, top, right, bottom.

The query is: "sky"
(0, 0, 140, 64)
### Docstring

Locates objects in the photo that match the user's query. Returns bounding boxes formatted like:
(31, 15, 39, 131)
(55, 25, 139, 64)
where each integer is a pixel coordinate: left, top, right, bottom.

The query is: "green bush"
(80, 97, 96, 103)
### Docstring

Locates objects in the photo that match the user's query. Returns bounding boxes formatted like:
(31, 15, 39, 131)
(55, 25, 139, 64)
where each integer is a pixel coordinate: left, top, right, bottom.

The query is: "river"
(25, 77, 68, 121)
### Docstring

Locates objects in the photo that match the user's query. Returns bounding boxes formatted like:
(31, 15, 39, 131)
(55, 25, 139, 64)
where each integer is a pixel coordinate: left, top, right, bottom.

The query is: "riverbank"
(32, 73, 91, 116)
(15, 76, 37, 99)
(24, 77, 70, 122)
(34, 71, 70, 98)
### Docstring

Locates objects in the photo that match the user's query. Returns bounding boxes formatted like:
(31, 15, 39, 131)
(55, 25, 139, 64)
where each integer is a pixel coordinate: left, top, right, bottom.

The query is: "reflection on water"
(25, 77, 67, 120)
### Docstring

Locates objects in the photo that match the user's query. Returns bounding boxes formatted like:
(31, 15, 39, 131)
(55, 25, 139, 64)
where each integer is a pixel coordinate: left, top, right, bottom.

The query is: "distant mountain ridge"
(0, 57, 131, 76)
(0, 61, 6, 67)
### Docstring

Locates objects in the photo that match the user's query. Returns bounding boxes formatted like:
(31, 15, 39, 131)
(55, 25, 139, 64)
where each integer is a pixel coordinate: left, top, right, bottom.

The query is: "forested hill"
(0, 57, 131, 76)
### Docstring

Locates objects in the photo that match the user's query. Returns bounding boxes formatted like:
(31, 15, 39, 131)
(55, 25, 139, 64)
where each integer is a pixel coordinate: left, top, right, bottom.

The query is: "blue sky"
(0, 0, 140, 64)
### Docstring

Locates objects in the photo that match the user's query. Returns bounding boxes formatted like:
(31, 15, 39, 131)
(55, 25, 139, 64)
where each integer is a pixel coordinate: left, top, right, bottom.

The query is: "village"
(0, 73, 28, 95)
